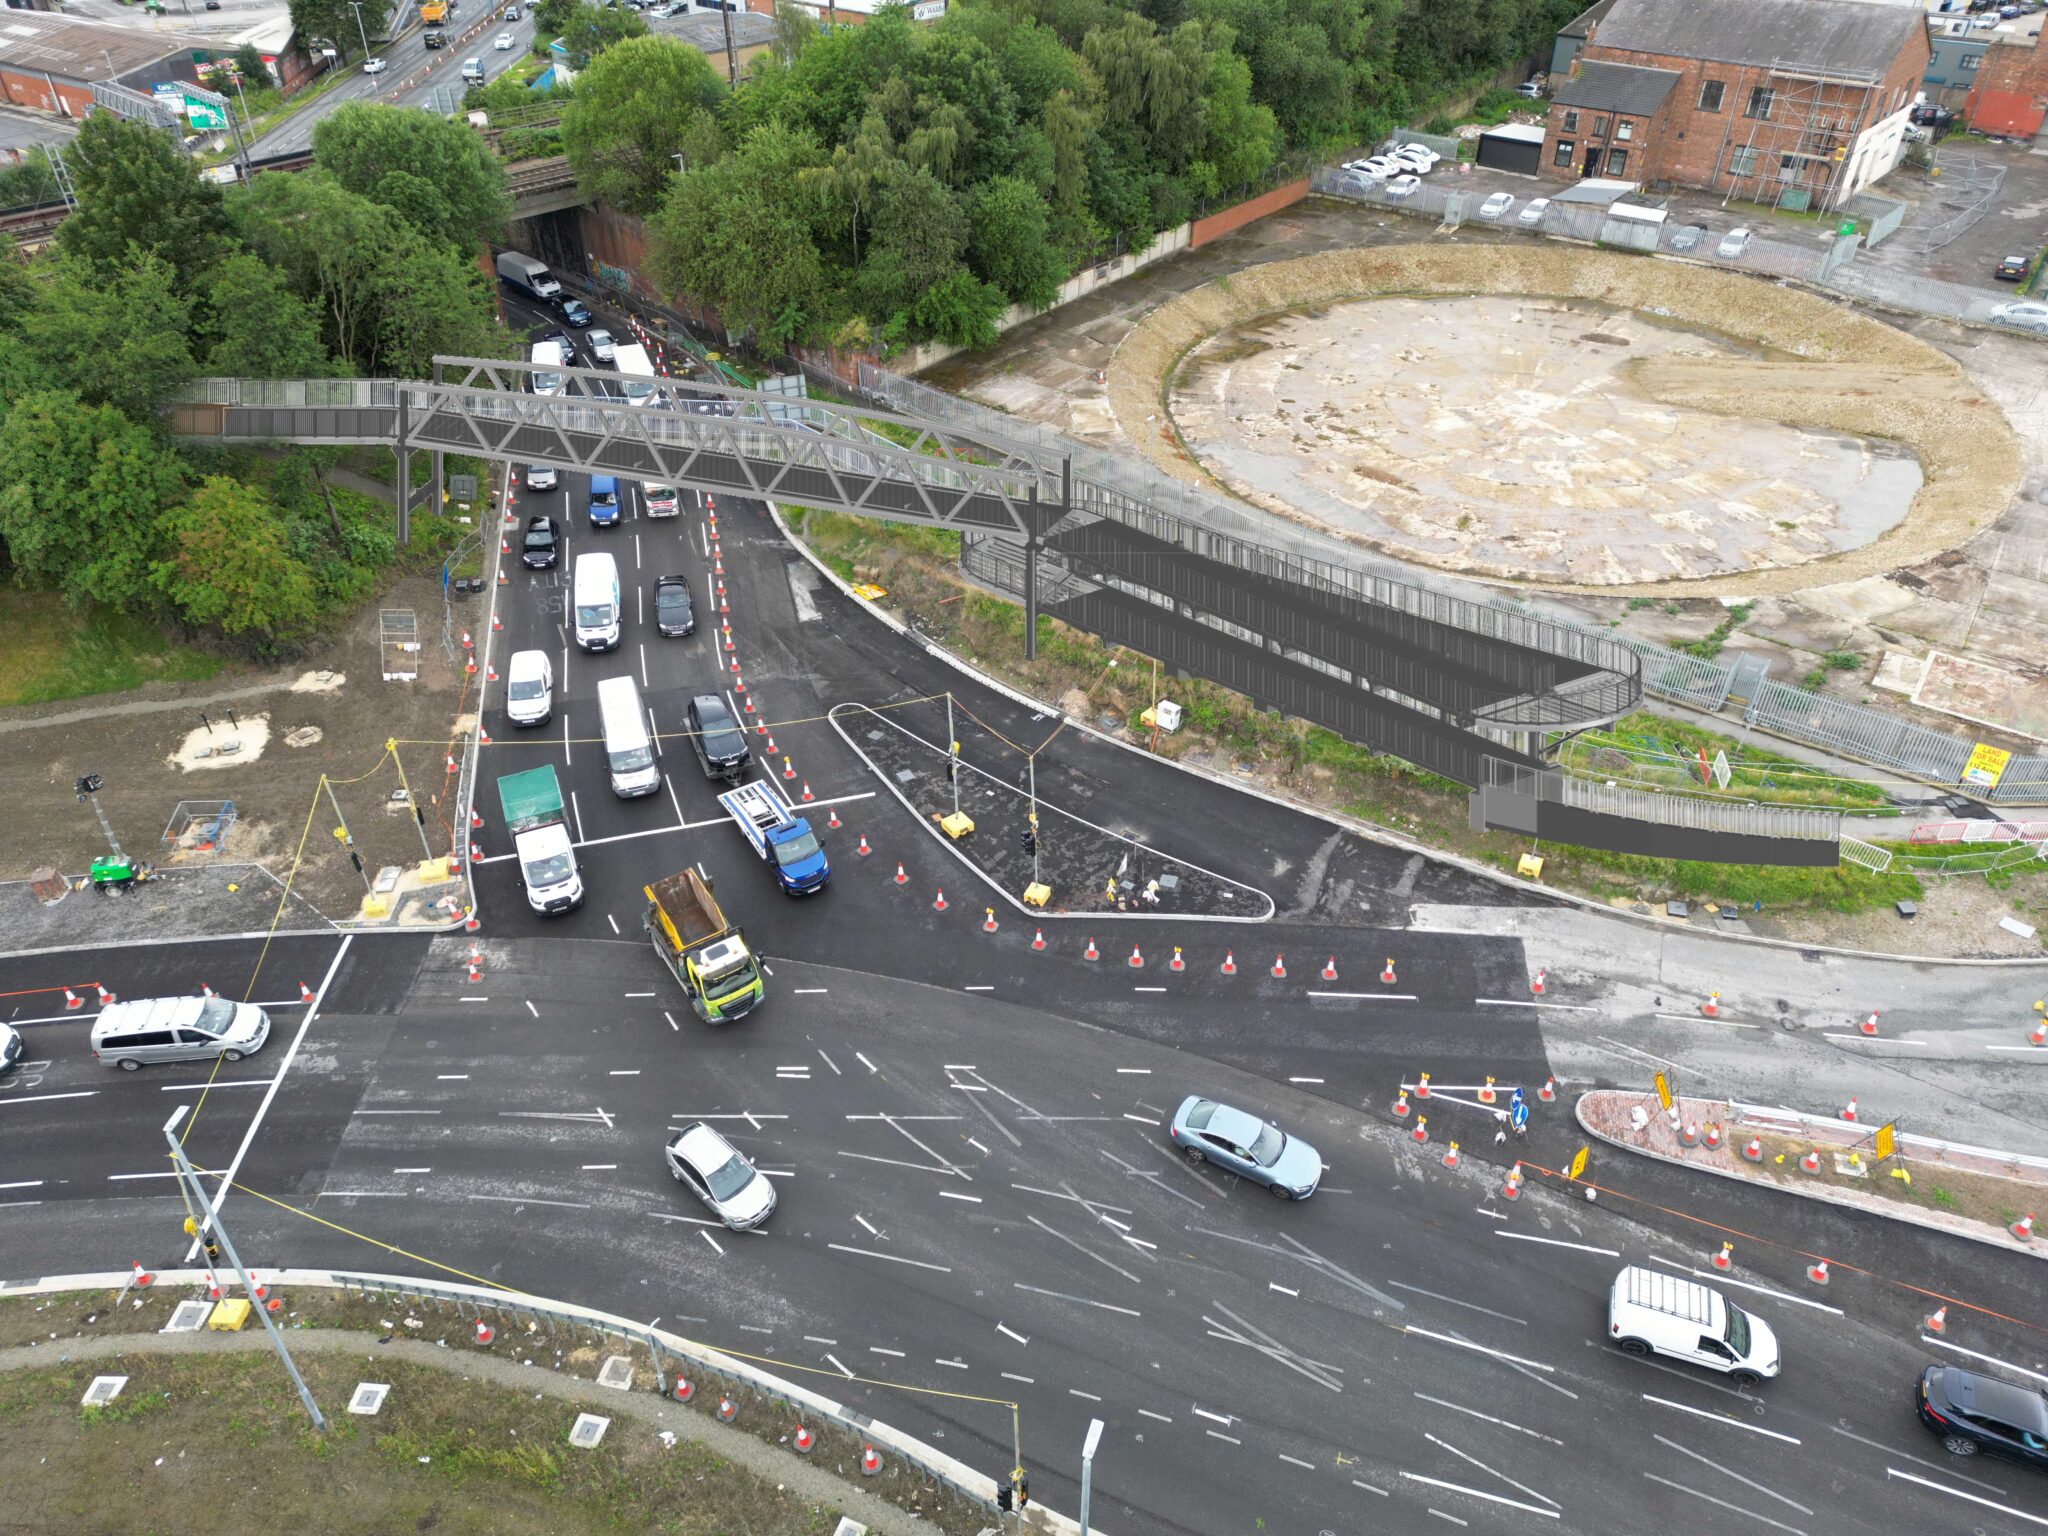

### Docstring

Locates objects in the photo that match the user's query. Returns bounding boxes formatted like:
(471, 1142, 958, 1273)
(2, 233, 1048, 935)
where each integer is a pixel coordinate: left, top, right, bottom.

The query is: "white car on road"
(1478, 192, 1514, 220)
(495, 29, 515, 47)
(1518, 197, 1550, 226)
(362, 55, 386, 74)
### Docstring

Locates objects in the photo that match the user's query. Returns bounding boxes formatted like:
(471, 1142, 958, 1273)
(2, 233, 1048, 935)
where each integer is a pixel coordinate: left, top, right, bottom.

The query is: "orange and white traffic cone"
(1807, 1259, 1830, 1286)
(475, 1319, 495, 1345)
(1128, 945, 1144, 969)
(1925, 1306, 1948, 1334)
(1531, 967, 1547, 996)
(1221, 951, 1237, 976)
(828, 806, 840, 828)
(1031, 929, 1046, 952)
(857, 835, 871, 858)
(1271, 954, 1287, 979)
(1841, 1097, 1858, 1123)
(1416, 1073, 1432, 1099)
(1170, 947, 1185, 972)
(300, 983, 315, 1004)
(64, 987, 82, 1010)
(1478, 1076, 1497, 1105)
(1442, 1141, 1460, 1170)
(1393, 1089, 1410, 1118)
(1711, 1242, 1733, 1272)
(2030, 1020, 2046, 1047)
(1321, 957, 1338, 982)
(1381, 958, 1397, 984)
(1084, 937, 1099, 961)
(130, 1261, 154, 1288)
(933, 888, 947, 912)
(1702, 991, 1721, 1018)
(1503, 1163, 1523, 1200)
(1538, 1075, 1556, 1103)
(893, 862, 907, 884)
(1411, 1116, 1428, 1145)
(2013, 1213, 2037, 1241)
(1860, 1011, 1879, 1037)
(983, 908, 998, 933)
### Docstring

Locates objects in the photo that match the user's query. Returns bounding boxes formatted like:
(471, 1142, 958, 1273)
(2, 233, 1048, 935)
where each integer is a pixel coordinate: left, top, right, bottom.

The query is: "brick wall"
(0, 68, 91, 118)
(1964, 38, 2048, 137)
(1189, 178, 1310, 248)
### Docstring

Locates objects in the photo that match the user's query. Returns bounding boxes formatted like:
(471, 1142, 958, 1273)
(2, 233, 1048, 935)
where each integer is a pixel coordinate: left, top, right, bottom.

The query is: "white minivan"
(572, 551, 620, 652)
(504, 648, 553, 726)
(530, 339, 566, 397)
(1608, 1265, 1780, 1386)
(596, 674, 661, 797)
(92, 995, 271, 1071)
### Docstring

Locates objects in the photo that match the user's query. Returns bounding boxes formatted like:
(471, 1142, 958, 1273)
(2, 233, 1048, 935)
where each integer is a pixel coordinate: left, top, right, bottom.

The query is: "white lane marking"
(1133, 986, 1165, 993)
(829, 1243, 951, 1273)
(1828, 1425, 2005, 1493)
(353, 1109, 442, 1115)
(702, 1230, 724, 1256)
(1642, 1473, 1805, 1535)
(804, 1334, 839, 1346)
(1643, 1255, 1844, 1315)
(1139, 1409, 1173, 1424)
(826, 1354, 853, 1378)
(438, 1074, 469, 1081)
(460, 997, 489, 1003)
(1652, 1012, 1760, 1030)
(868, 1347, 905, 1358)
(1270, 1283, 1298, 1296)
(571, 789, 587, 842)
(1288, 1077, 1324, 1084)
(1403, 1325, 1554, 1373)
(997, 1323, 1029, 1346)
(610, 1070, 640, 1077)
(157, 1079, 271, 1092)
(1496, 1232, 1620, 1256)
(1026, 1214, 1142, 1284)
(1653, 1435, 1809, 1510)
(1413, 1392, 1561, 1445)
(1354, 1480, 1391, 1496)
(1400, 1475, 1558, 1521)
(855, 1052, 877, 1072)
(625, 992, 656, 998)
(1001, 1372, 1034, 1384)
(606, 912, 619, 935)
(1277, 1454, 1316, 1470)
(936, 1358, 970, 1371)
(0, 1181, 46, 1190)
(1427, 1431, 1559, 1508)
(818, 1050, 841, 1074)
(794, 988, 828, 995)
(1426, 1512, 1467, 1527)
(664, 1012, 679, 1032)
(1306, 990, 1416, 1001)
(1822, 1033, 1931, 1046)
(109, 1171, 184, 1181)
(1474, 998, 1595, 1012)
(192, 933, 351, 1255)
(1070, 1388, 1102, 1401)
(856, 1215, 879, 1236)
(562, 709, 571, 767)
(581, 1163, 617, 1170)
(1920, 1334, 2048, 1386)
(0, 1092, 98, 1108)
(1193, 1408, 1233, 1426)
(639, 642, 648, 689)
(1886, 1466, 2048, 1529)
(964, 985, 995, 992)
(467, 1193, 590, 1209)
(525, 1000, 539, 1019)
(939, 1190, 982, 1203)
(838, 1151, 960, 1178)
(1012, 1282, 1140, 1317)
(1389, 1281, 1528, 1327)
(1116, 1068, 1151, 1074)
(316, 1189, 405, 1198)
(1205, 1430, 1241, 1445)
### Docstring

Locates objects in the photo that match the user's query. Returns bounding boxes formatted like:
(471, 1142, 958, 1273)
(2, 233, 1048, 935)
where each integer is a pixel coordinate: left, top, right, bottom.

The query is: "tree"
(152, 476, 318, 644)
(234, 42, 273, 84)
(558, 5, 648, 69)
(969, 176, 1067, 308)
(802, 111, 894, 263)
(855, 165, 968, 323)
(530, 0, 581, 46)
(771, 0, 818, 64)
(289, 0, 362, 61)
(195, 252, 333, 378)
(560, 35, 727, 214)
(312, 102, 511, 250)
(57, 112, 234, 292)
(368, 240, 504, 377)
(21, 252, 196, 419)
(0, 235, 34, 336)
(0, 148, 61, 209)
(905, 269, 1005, 349)
(1190, 28, 1278, 198)
(0, 391, 184, 608)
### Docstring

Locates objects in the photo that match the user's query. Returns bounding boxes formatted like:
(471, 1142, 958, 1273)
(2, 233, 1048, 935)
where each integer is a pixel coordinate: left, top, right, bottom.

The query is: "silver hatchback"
(665, 1122, 776, 1229)
(1169, 1094, 1322, 1199)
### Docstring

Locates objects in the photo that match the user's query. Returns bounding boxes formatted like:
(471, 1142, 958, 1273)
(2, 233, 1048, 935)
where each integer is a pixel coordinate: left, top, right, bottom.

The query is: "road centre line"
(1646, 1400, 1800, 1445)
(1277, 1454, 1317, 1471)
(393, 1168, 433, 1174)
(829, 1243, 952, 1273)
(582, 1163, 617, 1170)
(1193, 1407, 1234, 1426)
(1305, 990, 1416, 1001)
(1138, 1409, 1173, 1423)
(1886, 1466, 2048, 1528)
(868, 1347, 905, 1357)
(0, 1180, 43, 1190)
(1288, 1077, 1324, 1084)
(1920, 1334, 2048, 1385)
(793, 988, 828, 995)
(965, 985, 995, 992)
(1474, 998, 1595, 1012)
(1642, 1474, 1805, 1536)
(1426, 1433, 1561, 1508)
(0, 1091, 97, 1108)
(1270, 1283, 1298, 1297)
(1399, 1474, 1559, 1521)
(937, 1359, 970, 1371)
(1013, 1282, 1140, 1317)
(1403, 1325, 1554, 1373)
(438, 1074, 468, 1080)
(939, 1190, 982, 1203)
(609, 1070, 640, 1076)
(1412, 1392, 1560, 1445)
(1496, 1232, 1620, 1256)
(157, 1078, 271, 1092)
(109, 1171, 183, 1180)
(1116, 1068, 1151, 1074)
(997, 1323, 1029, 1345)
(1070, 1388, 1102, 1401)
(1644, 1255, 1844, 1315)
(1002, 1372, 1035, 1384)
(1389, 1281, 1528, 1326)
(1205, 1430, 1241, 1446)
(1132, 986, 1165, 993)
(460, 997, 489, 1003)
(624, 992, 656, 998)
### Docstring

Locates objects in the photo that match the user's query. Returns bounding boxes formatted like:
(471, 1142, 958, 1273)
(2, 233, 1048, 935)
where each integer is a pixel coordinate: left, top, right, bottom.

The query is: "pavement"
(9, 285, 2048, 1536)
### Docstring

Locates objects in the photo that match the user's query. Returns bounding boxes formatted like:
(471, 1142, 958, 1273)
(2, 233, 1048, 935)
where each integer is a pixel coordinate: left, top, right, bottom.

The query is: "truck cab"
(498, 766, 583, 916)
(644, 869, 763, 1023)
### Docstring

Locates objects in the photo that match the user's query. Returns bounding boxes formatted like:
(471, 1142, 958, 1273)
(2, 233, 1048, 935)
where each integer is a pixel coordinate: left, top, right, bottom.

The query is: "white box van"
(1608, 1265, 1780, 1385)
(91, 995, 272, 1071)
(461, 56, 485, 83)
(596, 674, 661, 797)
(505, 648, 553, 726)
(530, 339, 566, 397)
(572, 551, 620, 652)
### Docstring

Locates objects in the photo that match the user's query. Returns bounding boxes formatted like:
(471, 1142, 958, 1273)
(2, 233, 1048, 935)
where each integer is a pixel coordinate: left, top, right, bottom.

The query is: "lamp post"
(1078, 1417, 1104, 1536)
(348, 0, 371, 59)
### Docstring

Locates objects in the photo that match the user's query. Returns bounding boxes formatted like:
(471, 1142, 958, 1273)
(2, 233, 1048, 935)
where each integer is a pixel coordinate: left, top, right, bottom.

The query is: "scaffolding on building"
(1712, 56, 1888, 215)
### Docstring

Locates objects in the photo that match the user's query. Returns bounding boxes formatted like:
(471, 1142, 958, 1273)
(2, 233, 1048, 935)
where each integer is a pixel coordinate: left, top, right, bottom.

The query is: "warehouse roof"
(659, 8, 776, 52)
(1553, 60, 1680, 117)
(1591, 0, 1925, 78)
(0, 9, 189, 82)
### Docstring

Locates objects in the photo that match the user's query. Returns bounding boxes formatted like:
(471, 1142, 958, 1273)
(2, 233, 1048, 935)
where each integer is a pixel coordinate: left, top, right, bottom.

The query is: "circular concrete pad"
(1169, 295, 1923, 587)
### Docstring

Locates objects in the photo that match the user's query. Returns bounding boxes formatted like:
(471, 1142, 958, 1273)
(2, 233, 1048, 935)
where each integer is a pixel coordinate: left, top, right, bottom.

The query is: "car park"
(687, 694, 751, 782)
(521, 514, 560, 569)
(525, 463, 558, 491)
(665, 1122, 776, 1230)
(1478, 192, 1514, 221)
(1918, 1364, 2048, 1466)
(1607, 1265, 1780, 1386)
(1995, 255, 2030, 283)
(1989, 301, 2048, 334)
(1168, 1095, 1322, 1199)
(1670, 224, 1707, 252)
(362, 55, 386, 73)
(586, 328, 617, 363)
(1386, 174, 1420, 199)
(557, 296, 593, 328)
(1715, 227, 1753, 259)
(495, 29, 515, 46)
(504, 649, 553, 726)
(91, 995, 271, 1071)
(1518, 197, 1550, 226)
(654, 574, 695, 637)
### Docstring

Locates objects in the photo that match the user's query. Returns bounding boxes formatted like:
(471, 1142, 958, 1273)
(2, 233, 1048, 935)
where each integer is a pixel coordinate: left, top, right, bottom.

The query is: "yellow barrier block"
(1517, 853, 1545, 881)
(208, 1298, 251, 1332)
(360, 892, 391, 919)
(1021, 882, 1052, 908)
(416, 857, 453, 881)
(938, 812, 975, 840)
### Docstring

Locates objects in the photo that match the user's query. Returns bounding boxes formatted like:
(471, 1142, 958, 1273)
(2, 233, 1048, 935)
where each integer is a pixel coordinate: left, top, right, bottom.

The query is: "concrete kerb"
(767, 503, 2048, 970)
(0, 1266, 1089, 1536)
(1572, 1093, 2047, 1262)
(825, 700, 1276, 923)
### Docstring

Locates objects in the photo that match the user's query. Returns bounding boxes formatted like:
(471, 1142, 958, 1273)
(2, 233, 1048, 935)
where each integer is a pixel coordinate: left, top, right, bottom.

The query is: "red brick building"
(1541, 0, 1931, 212)
(1963, 27, 2048, 140)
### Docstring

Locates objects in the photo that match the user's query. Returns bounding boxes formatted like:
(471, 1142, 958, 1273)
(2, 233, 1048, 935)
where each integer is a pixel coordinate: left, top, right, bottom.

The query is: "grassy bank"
(0, 591, 226, 709)
(1561, 711, 1895, 810)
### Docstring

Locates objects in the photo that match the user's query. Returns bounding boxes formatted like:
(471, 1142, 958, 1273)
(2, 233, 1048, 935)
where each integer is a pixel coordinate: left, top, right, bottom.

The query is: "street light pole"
(348, 0, 371, 59)
(1078, 1417, 1104, 1536)
(162, 1107, 328, 1433)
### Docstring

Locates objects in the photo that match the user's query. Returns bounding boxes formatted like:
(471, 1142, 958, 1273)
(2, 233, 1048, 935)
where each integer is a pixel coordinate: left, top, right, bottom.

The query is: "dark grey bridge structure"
(171, 362, 1843, 865)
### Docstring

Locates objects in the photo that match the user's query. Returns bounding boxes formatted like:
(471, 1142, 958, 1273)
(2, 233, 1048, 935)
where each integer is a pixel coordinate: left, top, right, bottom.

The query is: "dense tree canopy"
(561, 36, 728, 214)
(312, 101, 513, 252)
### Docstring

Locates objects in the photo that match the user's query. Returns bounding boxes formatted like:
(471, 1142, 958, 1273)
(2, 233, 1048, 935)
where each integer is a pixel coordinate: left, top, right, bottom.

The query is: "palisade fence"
(1485, 757, 1843, 843)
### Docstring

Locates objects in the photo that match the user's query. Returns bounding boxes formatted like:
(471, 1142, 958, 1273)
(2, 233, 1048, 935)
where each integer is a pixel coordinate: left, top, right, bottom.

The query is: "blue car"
(1169, 1095, 1322, 1200)
(557, 297, 593, 328)
(588, 474, 619, 527)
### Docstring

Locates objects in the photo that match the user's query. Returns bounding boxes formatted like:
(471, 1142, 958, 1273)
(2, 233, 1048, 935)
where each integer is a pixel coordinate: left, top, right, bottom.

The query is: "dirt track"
(1108, 245, 2024, 599)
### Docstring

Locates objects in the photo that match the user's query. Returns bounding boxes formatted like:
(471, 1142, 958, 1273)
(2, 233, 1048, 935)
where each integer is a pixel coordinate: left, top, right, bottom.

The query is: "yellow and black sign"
(1963, 742, 2011, 790)
(1874, 1122, 1897, 1162)
(1653, 1071, 1673, 1111)
(1567, 1145, 1589, 1181)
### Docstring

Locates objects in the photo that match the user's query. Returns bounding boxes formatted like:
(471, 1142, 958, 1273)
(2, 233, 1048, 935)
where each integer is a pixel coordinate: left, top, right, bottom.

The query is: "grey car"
(665, 1122, 776, 1229)
(1169, 1094, 1322, 1199)
(1669, 225, 1707, 253)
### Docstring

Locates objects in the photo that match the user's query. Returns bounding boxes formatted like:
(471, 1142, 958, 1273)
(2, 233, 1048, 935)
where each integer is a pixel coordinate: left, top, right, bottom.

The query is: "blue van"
(588, 474, 619, 528)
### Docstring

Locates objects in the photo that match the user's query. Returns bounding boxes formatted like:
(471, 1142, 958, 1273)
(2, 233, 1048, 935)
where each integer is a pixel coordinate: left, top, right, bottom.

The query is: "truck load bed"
(646, 868, 728, 951)
(497, 765, 564, 832)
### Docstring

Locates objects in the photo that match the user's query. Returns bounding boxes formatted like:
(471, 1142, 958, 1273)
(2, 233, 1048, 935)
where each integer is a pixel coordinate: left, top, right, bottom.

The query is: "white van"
(596, 674, 661, 797)
(530, 339, 566, 397)
(572, 552, 620, 652)
(91, 995, 271, 1071)
(505, 648, 553, 726)
(1608, 1265, 1780, 1385)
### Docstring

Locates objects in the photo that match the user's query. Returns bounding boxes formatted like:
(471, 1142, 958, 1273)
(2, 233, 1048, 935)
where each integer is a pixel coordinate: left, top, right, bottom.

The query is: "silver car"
(665, 1122, 776, 1229)
(1169, 1095, 1322, 1200)
(1988, 301, 2048, 336)
(586, 328, 617, 363)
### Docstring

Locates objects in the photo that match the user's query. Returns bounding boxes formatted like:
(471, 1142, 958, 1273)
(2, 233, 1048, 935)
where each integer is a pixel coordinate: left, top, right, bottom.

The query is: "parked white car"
(1518, 197, 1550, 226)
(1716, 227, 1754, 259)
(1989, 301, 2048, 335)
(1478, 192, 1515, 220)
(1391, 143, 1441, 167)
(1386, 174, 1421, 199)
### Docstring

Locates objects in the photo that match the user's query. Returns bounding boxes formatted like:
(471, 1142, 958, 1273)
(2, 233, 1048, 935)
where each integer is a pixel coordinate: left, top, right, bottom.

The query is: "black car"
(654, 574, 695, 638)
(423, 25, 445, 44)
(1995, 255, 2031, 283)
(1918, 1365, 2048, 1468)
(557, 297, 593, 328)
(521, 514, 560, 570)
(687, 693, 750, 783)
(539, 327, 571, 349)
(1910, 104, 1954, 128)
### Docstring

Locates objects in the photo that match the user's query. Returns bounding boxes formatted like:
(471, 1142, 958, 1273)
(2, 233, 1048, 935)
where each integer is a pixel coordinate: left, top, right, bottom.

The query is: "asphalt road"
(6, 290, 2048, 1536)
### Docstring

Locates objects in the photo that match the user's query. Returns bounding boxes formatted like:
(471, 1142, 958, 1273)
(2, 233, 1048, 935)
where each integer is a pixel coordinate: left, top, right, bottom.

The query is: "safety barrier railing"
(1488, 758, 1842, 842)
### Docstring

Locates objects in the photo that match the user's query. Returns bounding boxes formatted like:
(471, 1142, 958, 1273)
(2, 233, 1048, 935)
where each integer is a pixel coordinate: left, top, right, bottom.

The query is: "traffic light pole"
(163, 1107, 327, 1433)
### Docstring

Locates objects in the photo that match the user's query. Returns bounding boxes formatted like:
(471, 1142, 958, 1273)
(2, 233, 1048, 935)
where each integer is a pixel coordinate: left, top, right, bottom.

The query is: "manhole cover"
(597, 1355, 634, 1390)
(569, 1412, 611, 1448)
(163, 1300, 212, 1333)
(348, 1382, 391, 1415)
(81, 1375, 128, 1406)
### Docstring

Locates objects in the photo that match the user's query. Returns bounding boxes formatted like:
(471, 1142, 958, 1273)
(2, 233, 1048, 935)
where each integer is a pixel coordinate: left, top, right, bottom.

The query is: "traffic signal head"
(996, 1485, 1012, 1512)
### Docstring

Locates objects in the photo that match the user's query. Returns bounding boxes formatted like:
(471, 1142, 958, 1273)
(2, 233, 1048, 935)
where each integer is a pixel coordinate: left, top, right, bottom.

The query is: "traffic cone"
(1442, 1141, 1460, 1169)
(467, 959, 482, 984)
(894, 862, 908, 885)
(1531, 968, 1547, 996)
(1800, 1148, 1822, 1173)
(1703, 1122, 1724, 1152)
(446, 754, 457, 774)
(130, 1261, 154, 1288)
(1381, 958, 1397, 984)
(64, 987, 82, 1010)
(201, 983, 215, 998)
(828, 807, 840, 829)
(1807, 1259, 1830, 1286)
(300, 983, 315, 1004)
(784, 756, 795, 779)
(1538, 1075, 1556, 1103)
(1711, 1242, 1733, 1272)
(475, 1319, 495, 1345)
(478, 726, 490, 745)
(1221, 951, 1236, 976)
(672, 1378, 695, 1402)
(469, 842, 482, 864)
(97, 984, 115, 1005)
(486, 664, 498, 682)
(461, 631, 473, 651)
(1032, 928, 1046, 951)
(498, 570, 506, 585)
(983, 907, 999, 933)
(743, 696, 754, 713)
(1393, 1088, 1410, 1118)
(861, 1445, 883, 1477)
(1085, 937, 1100, 961)
(1841, 1097, 1858, 1123)
(766, 735, 777, 753)
(1271, 954, 1287, 979)
(857, 835, 871, 857)
(1503, 1163, 1523, 1200)
(1677, 1121, 1699, 1148)
(794, 1425, 815, 1454)
(1170, 947, 1185, 972)
(933, 888, 947, 912)
(1416, 1072, 1431, 1099)
(1128, 945, 1144, 969)
(1478, 1076, 1497, 1106)
(2014, 1213, 2037, 1241)
(1860, 1011, 1879, 1037)
(717, 1396, 737, 1423)
(1742, 1136, 1764, 1163)
(491, 613, 502, 632)
(755, 718, 767, 735)
(471, 808, 484, 829)
(1321, 957, 1338, 981)
(1925, 1306, 1947, 1334)
(801, 783, 814, 802)
(2030, 1021, 2046, 1047)
(1702, 992, 1721, 1018)
(1412, 1116, 1428, 1144)
(464, 909, 481, 933)
(204, 1270, 223, 1301)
